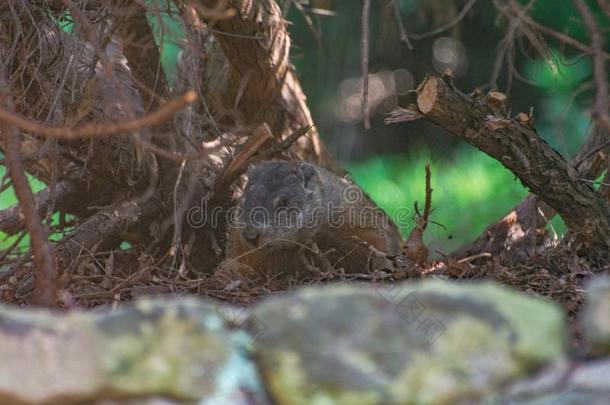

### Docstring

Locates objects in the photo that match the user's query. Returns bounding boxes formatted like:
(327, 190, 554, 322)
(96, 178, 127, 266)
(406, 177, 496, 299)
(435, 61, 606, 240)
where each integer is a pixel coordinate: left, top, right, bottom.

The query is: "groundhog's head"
(233, 160, 324, 250)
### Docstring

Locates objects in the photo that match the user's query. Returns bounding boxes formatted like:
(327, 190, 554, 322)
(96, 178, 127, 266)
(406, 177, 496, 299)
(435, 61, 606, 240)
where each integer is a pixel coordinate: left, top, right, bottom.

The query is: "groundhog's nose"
(243, 227, 259, 245)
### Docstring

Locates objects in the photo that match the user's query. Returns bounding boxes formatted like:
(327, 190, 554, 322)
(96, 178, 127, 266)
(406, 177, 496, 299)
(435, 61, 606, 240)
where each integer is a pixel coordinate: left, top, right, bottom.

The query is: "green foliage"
(349, 148, 568, 253)
(396, 0, 421, 16)
(535, 93, 591, 156)
(0, 165, 48, 252)
(47, 7, 74, 34)
(525, 0, 610, 44)
(348, 148, 530, 253)
(145, 2, 184, 86)
(521, 48, 593, 156)
(523, 49, 592, 94)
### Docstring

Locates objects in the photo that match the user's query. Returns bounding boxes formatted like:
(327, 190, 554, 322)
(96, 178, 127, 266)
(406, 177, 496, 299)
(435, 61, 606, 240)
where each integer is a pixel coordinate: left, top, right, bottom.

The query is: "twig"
(0, 182, 77, 236)
(385, 105, 423, 124)
(361, 0, 371, 129)
(282, 0, 293, 16)
(62, 0, 112, 74)
(0, 91, 197, 139)
(0, 231, 28, 263)
(579, 178, 610, 187)
(402, 164, 433, 264)
(598, 0, 610, 17)
(574, 139, 610, 169)
(55, 199, 160, 273)
(573, 0, 610, 131)
(0, 73, 57, 307)
(494, 0, 610, 59)
(392, 0, 413, 49)
(409, 0, 478, 40)
(217, 123, 275, 187)
(457, 252, 492, 264)
(413, 163, 433, 232)
(132, 133, 210, 163)
(191, 0, 236, 20)
(170, 164, 200, 260)
(253, 125, 312, 161)
(112, 0, 171, 112)
(171, 159, 188, 258)
(422, 163, 432, 231)
(292, 0, 322, 49)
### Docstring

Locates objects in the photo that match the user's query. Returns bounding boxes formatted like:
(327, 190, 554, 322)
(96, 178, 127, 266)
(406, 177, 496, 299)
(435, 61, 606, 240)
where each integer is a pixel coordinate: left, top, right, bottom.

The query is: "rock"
(512, 391, 610, 405)
(0, 307, 103, 404)
(90, 398, 187, 404)
(0, 298, 266, 404)
(502, 359, 610, 404)
(0, 281, 575, 405)
(569, 358, 610, 392)
(582, 277, 610, 355)
(252, 280, 566, 405)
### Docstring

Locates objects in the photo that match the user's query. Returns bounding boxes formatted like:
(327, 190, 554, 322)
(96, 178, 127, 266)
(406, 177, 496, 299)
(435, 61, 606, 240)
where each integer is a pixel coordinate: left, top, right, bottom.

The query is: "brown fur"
(223, 160, 402, 277)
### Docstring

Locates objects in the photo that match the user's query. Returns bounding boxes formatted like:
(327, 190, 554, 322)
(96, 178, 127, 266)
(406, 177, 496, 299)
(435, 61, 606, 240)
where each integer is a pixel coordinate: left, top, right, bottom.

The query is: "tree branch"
(0, 91, 196, 139)
(361, 0, 371, 129)
(197, 0, 289, 122)
(0, 71, 57, 307)
(111, 0, 170, 112)
(389, 75, 610, 251)
(0, 181, 78, 236)
(573, 0, 610, 131)
(452, 124, 610, 259)
(193, 0, 335, 168)
(55, 199, 160, 272)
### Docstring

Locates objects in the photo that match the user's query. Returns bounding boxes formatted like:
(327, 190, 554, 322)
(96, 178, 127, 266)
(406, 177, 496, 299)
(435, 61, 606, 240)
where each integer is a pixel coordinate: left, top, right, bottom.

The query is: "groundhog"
(223, 160, 402, 276)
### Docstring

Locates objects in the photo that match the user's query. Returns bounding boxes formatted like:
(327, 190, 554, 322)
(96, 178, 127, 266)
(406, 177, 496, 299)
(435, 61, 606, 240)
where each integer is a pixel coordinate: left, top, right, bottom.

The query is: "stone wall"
(0, 278, 609, 404)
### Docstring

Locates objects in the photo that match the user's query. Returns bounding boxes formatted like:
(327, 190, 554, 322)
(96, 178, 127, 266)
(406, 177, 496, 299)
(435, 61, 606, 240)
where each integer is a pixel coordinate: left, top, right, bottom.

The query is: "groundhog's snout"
(242, 226, 260, 246)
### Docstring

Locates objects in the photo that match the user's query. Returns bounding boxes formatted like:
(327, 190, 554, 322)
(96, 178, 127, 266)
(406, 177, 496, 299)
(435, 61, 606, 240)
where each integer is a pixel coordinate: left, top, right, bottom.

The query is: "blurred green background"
(284, 0, 605, 253)
(2, 0, 609, 254)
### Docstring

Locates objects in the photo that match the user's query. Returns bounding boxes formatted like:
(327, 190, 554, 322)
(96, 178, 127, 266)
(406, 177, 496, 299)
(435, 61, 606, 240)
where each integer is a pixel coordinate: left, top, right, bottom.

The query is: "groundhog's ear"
(298, 162, 317, 188)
